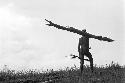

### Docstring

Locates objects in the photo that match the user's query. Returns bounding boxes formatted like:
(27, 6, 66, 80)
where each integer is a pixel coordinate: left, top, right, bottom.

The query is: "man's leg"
(87, 52, 93, 72)
(79, 52, 84, 74)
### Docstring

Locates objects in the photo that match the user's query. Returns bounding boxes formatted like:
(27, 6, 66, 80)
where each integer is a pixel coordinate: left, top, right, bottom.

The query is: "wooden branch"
(70, 54, 90, 61)
(45, 19, 114, 42)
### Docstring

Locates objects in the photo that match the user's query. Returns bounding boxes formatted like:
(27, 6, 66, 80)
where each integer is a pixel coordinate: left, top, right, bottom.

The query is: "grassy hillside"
(0, 62, 124, 83)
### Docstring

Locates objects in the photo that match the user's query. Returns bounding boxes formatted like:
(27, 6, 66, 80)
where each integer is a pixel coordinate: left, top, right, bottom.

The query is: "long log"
(45, 19, 114, 42)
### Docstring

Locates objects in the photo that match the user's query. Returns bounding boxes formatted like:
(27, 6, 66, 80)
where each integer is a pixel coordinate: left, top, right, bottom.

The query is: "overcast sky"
(0, 0, 124, 70)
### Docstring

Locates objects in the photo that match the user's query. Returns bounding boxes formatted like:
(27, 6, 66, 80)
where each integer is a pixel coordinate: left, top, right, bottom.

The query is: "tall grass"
(0, 62, 124, 83)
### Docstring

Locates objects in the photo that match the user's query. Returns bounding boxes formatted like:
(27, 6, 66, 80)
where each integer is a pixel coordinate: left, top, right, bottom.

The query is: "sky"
(0, 0, 124, 70)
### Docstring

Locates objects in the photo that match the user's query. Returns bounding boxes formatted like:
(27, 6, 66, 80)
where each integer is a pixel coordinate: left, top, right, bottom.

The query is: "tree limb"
(45, 19, 114, 42)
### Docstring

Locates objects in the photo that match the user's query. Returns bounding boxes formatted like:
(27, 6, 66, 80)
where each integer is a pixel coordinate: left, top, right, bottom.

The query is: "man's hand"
(45, 19, 54, 26)
(70, 54, 79, 59)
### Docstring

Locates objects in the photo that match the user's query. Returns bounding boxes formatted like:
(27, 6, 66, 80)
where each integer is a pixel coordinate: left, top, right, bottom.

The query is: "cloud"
(0, 3, 31, 54)
(0, 3, 48, 69)
(0, 3, 66, 70)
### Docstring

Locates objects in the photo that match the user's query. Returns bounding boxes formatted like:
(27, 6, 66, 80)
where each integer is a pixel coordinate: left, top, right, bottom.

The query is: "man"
(45, 19, 114, 73)
(78, 29, 93, 73)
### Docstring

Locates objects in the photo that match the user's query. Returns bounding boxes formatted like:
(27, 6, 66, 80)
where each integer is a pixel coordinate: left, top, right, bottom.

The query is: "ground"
(0, 62, 124, 83)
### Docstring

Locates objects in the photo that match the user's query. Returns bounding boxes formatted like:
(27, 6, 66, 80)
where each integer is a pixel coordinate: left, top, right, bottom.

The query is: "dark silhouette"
(78, 29, 93, 73)
(45, 19, 114, 74)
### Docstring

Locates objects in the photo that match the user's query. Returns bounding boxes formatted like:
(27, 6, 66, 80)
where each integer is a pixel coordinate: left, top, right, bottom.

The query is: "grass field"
(0, 62, 124, 83)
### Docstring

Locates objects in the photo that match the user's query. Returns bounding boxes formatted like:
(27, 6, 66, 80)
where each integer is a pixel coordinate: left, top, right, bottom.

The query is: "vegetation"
(0, 62, 124, 83)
